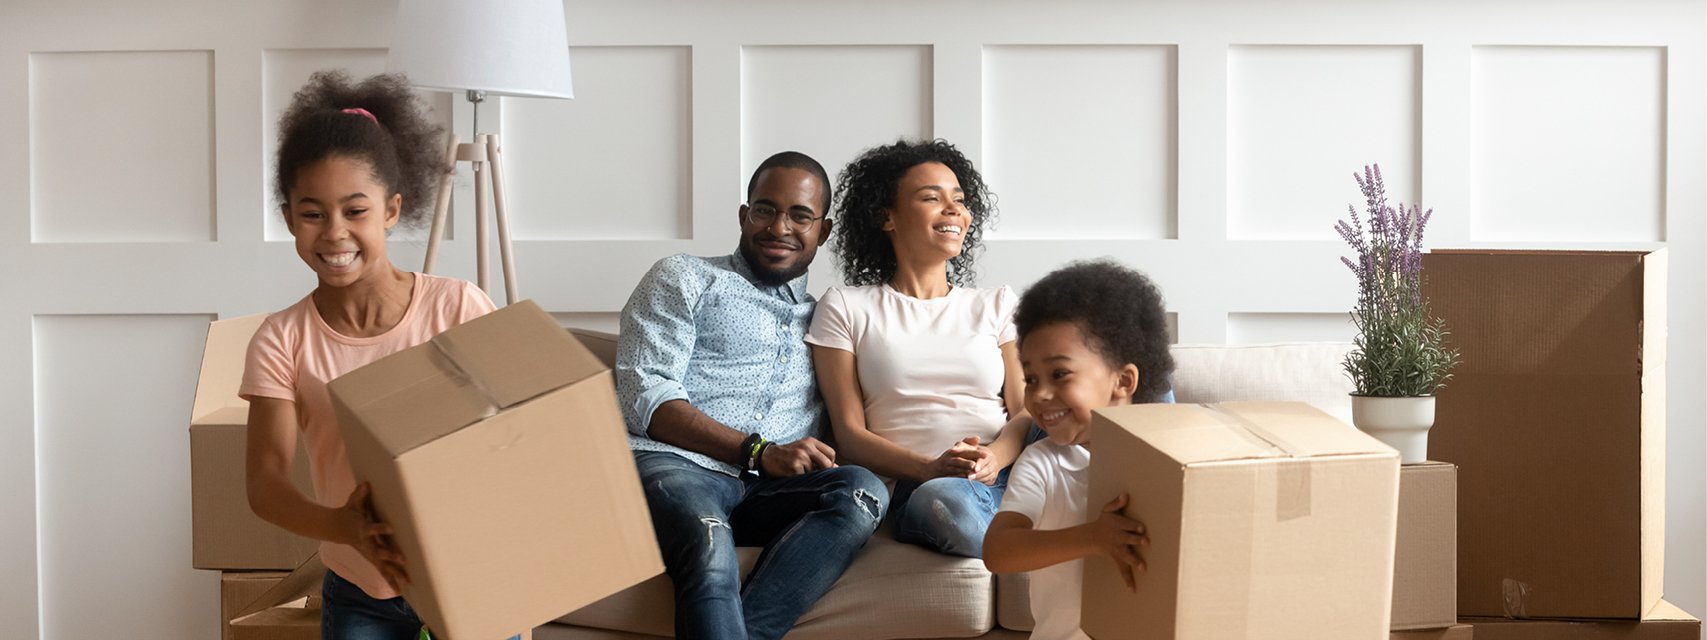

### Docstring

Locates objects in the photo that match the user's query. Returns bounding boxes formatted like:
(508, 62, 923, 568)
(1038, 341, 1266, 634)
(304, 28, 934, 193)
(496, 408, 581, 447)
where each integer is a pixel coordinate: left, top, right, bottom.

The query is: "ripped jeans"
(632, 451, 888, 640)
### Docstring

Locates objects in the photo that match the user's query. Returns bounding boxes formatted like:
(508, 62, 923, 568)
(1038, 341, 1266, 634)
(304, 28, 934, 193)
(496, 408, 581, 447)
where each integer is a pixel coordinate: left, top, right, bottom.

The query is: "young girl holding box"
(241, 71, 499, 640)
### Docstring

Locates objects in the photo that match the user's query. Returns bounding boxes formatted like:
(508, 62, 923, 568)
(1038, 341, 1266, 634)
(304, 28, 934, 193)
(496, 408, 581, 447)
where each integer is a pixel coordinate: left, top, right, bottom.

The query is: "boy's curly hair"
(1015, 259, 1175, 403)
(830, 138, 996, 287)
(274, 71, 449, 225)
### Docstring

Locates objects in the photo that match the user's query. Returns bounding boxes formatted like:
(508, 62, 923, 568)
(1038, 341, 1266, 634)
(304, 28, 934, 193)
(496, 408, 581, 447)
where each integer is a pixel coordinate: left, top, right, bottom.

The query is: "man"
(615, 151, 887, 640)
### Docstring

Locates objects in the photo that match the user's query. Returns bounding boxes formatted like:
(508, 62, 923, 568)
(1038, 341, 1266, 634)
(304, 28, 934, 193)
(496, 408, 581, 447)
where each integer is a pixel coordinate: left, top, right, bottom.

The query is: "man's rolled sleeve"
(616, 255, 704, 438)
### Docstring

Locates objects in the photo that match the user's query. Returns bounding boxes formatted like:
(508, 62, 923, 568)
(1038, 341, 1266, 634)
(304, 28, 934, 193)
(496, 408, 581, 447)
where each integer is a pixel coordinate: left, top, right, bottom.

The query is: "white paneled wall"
(2, 2, 1703, 638)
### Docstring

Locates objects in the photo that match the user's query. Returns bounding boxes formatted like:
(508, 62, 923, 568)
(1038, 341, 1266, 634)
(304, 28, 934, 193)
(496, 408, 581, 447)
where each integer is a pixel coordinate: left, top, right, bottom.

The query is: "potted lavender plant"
(1335, 164, 1460, 462)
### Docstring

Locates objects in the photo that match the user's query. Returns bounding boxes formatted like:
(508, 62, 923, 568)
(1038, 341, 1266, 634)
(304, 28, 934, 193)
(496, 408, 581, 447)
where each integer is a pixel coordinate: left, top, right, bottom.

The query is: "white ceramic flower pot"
(1351, 395, 1436, 464)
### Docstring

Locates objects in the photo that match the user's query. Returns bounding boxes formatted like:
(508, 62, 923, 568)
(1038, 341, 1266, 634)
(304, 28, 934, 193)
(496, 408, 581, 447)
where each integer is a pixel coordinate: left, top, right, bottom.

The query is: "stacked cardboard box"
(329, 300, 663, 640)
(1424, 250, 1698, 635)
(1393, 462, 1458, 633)
(193, 314, 326, 638)
(221, 555, 324, 640)
(1082, 401, 1401, 638)
(190, 314, 319, 571)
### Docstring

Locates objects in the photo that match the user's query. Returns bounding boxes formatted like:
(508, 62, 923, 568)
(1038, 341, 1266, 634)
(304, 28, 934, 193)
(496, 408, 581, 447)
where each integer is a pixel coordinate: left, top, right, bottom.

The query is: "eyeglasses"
(745, 204, 823, 234)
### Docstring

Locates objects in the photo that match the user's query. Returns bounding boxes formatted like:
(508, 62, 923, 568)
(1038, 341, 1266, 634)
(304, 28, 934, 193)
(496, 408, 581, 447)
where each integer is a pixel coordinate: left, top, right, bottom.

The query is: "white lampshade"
(386, 0, 574, 99)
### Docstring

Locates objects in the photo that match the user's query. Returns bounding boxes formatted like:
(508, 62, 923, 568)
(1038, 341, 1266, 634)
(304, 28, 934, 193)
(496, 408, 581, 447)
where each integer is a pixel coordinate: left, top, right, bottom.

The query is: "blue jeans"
(633, 450, 888, 640)
(889, 470, 1010, 558)
(321, 570, 522, 640)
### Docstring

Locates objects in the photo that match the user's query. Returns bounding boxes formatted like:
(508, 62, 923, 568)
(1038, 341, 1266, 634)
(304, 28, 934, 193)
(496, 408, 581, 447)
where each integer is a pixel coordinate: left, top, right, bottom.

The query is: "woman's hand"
(1084, 493, 1149, 591)
(925, 436, 986, 480)
(332, 482, 410, 591)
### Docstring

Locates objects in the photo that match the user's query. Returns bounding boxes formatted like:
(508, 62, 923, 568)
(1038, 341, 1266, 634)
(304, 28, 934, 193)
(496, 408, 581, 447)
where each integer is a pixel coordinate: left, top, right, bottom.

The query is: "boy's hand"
(334, 482, 410, 591)
(1087, 493, 1149, 591)
(760, 436, 837, 476)
(925, 436, 985, 480)
(969, 443, 1001, 486)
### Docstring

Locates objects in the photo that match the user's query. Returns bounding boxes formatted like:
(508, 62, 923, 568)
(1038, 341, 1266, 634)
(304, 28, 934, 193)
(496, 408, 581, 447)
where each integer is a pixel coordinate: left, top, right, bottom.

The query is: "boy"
(982, 259, 1175, 640)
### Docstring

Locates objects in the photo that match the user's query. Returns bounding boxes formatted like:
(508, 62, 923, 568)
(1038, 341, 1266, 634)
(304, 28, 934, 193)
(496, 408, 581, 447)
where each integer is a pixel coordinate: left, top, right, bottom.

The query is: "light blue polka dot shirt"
(616, 253, 823, 477)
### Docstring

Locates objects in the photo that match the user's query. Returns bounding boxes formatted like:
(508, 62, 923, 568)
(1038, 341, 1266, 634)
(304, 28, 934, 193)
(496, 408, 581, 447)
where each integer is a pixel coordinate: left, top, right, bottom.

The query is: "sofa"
(539, 336, 1356, 639)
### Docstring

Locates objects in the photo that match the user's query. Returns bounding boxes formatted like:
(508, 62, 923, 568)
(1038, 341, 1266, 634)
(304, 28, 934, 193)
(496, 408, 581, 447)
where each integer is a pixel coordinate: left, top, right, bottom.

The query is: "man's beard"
(739, 240, 810, 287)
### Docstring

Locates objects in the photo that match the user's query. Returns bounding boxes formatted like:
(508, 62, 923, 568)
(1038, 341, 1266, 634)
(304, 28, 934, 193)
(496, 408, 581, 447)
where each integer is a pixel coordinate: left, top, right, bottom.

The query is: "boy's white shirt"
(997, 438, 1093, 640)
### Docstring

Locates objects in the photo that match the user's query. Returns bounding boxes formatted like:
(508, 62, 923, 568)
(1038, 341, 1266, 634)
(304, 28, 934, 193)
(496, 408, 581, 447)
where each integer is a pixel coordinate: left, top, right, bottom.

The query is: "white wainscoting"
(1, 2, 1701, 638)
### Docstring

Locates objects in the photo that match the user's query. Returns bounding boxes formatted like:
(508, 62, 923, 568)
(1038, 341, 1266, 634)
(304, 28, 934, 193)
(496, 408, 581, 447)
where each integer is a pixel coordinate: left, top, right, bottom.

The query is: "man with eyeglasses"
(614, 151, 888, 640)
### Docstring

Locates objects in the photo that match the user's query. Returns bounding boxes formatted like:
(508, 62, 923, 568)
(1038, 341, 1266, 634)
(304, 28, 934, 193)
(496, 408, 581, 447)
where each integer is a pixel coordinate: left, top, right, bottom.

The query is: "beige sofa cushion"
(558, 530, 995, 639)
(1169, 342, 1355, 424)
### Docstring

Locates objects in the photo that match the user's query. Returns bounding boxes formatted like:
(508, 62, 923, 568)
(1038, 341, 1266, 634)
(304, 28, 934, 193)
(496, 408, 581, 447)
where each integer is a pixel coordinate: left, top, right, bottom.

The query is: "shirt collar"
(725, 252, 808, 303)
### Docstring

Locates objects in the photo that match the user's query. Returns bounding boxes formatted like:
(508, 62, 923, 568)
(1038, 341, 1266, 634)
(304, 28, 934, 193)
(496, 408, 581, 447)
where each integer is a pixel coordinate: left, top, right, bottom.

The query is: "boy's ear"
(280, 204, 295, 232)
(1114, 364, 1141, 402)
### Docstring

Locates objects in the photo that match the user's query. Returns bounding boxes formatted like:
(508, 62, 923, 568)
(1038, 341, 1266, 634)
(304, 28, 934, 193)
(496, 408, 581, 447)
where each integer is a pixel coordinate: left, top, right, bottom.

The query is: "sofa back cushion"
(1168, 342, 1355, 425)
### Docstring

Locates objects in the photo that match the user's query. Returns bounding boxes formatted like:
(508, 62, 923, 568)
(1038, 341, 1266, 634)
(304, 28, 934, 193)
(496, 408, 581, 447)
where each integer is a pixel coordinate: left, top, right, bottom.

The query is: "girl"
(805, 138, 1030, 558)
(982, 259, 1175, 640)
(241, 71, 499, 640)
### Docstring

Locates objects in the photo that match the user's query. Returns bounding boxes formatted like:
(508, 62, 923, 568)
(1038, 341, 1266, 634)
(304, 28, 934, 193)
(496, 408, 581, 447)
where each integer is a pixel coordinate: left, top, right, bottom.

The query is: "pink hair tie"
(341, 107, 379, 126)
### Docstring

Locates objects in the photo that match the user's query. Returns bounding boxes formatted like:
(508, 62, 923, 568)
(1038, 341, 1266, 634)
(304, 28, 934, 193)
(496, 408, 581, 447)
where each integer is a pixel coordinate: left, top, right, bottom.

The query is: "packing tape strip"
(1501, 578, 1533, 618)
(428, 338, 501, 420)
(1204, 404, 1312, 520)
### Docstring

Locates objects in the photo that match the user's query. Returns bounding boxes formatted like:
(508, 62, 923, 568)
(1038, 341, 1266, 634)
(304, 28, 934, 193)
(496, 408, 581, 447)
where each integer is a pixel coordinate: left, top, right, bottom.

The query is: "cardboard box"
(225, 555, 324, 640)
(1082, 401, 1401, 639)
(1394, 462, 1458, 630)
(1423, 250, 1665, 618)
(192, 313, 320, 570)
(1464, 600, 1699, 640)
(329, 300, 663, 640)
(1393, 624, 1473, 640)
(221, 570, 290, 640)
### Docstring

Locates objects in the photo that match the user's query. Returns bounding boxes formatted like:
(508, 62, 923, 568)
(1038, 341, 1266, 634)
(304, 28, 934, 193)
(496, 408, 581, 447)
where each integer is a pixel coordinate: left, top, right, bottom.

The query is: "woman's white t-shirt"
(998, 439, 1092, 640)
(804, 283, 1017, 462)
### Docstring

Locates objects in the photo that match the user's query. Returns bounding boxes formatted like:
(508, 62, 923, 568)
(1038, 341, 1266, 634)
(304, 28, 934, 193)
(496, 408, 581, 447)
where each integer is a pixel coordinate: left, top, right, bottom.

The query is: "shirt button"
(780, 355, 790, 363)
(754, 412, 765, 420)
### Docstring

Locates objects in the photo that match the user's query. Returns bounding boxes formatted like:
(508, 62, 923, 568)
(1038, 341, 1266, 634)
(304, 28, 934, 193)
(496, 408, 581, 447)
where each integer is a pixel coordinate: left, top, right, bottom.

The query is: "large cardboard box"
(224, 555, 325, 640)
(192, 313, 320, 570)
(329, 300, 663, 640)
(1423, 250, 1666, 618)
(1394, 462, 1458, 630)
(1082, 401, 1401, 639)
(1393, 624, 1473, 640)
(1464, 600, 1700, 640)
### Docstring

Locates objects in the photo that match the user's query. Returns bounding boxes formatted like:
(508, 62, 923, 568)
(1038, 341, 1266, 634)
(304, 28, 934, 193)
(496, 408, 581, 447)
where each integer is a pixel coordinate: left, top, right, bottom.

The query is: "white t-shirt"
(804, 284, 1017, 461)
(998, 439, 1092, 640)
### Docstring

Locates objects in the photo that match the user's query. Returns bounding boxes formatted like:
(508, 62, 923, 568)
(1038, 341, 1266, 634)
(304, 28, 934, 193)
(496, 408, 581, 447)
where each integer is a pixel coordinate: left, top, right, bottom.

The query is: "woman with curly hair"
(804, 138, 1030, 558)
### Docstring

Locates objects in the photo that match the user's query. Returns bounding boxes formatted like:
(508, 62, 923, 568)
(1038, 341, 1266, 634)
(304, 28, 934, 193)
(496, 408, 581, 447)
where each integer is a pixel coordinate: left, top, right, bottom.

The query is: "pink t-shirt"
(239, 273, 495, 599)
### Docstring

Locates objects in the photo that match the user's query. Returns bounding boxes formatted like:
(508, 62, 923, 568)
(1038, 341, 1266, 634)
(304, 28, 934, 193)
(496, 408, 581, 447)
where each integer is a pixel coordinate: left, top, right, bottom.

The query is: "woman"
(805, 138, 1029, 558)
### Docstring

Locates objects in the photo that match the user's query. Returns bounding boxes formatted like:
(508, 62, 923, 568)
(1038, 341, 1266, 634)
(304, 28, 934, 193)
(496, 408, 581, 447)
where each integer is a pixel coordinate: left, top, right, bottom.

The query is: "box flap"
(1094, 401, 1392, 465)
(192, 314, 268, 425)
(234, 553, 326, 620)
(329, 300, 610, 457)
(432, 300, 605, 407)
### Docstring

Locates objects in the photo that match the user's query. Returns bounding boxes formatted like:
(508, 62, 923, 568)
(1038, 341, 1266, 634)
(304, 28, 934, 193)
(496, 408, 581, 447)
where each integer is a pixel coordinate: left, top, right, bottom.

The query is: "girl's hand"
(334, 482, 410, 590)
(1086, 493, 1149, 591)
(925, 436, 984, 480)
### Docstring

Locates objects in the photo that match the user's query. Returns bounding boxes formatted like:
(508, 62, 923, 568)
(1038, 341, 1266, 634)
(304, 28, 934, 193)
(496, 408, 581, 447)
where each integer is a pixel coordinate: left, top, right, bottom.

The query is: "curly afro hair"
(830, 138, 996, 287)
(1015, 259, 1175, 403)
(274, 71, 449, 226)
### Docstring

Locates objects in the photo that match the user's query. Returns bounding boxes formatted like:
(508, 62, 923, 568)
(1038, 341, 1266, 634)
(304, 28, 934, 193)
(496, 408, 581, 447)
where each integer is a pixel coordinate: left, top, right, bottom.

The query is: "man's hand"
(332, 483, 410, 591)
(1085, 493, 1149, 591)
(759, 436, 838, 476)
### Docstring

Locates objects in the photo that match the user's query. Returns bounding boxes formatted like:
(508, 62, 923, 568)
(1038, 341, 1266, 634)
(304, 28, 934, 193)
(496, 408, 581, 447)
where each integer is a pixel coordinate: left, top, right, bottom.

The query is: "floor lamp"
(385, 0, 574, 305)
